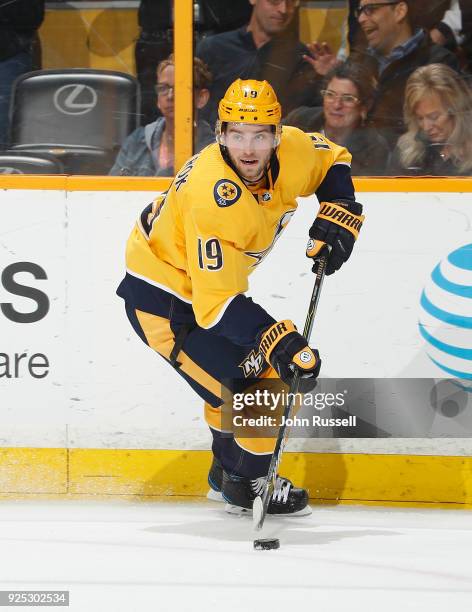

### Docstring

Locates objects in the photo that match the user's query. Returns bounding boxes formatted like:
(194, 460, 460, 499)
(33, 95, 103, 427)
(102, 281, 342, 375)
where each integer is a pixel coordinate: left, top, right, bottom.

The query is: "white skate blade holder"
(225, 501, 312, 518)
(206, 489, 224, 503)
(224, 503, 251, 516)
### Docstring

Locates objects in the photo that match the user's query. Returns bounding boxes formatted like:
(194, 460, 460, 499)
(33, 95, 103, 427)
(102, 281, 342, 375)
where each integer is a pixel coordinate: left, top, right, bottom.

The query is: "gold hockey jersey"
(123, 125, 353, 336)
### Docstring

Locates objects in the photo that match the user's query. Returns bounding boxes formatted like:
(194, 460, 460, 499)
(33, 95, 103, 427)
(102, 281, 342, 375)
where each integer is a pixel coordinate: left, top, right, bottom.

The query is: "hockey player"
(117, 79, 364, 516)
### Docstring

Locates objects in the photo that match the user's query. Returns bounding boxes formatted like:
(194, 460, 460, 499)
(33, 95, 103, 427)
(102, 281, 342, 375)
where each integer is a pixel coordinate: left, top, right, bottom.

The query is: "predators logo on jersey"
(214, 179, 242, 208)
(239, 349, 265, 377)
(310, 134, 331, 150)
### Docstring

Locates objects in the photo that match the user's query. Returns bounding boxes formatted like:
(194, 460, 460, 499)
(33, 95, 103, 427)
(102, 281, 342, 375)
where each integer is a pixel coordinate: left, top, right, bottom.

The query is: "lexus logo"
(0, 167, 23, 174)
(53, 84, 98, 115)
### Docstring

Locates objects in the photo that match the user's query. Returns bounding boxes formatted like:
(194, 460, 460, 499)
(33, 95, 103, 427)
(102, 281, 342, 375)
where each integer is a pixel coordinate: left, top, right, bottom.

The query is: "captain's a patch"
(214, 179, 242, 208)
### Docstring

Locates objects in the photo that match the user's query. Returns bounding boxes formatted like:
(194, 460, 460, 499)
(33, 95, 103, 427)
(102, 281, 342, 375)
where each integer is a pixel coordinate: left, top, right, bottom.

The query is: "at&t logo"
(419, 243, 472, 389)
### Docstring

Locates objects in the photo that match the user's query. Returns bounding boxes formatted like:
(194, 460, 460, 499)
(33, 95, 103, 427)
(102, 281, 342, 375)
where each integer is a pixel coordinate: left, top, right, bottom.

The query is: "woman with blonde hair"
(390, 63, 472, 175)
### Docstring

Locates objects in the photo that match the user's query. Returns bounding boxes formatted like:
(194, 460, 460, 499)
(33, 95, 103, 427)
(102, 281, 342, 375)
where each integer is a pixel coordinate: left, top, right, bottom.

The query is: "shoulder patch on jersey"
(213, 179, 242, 208)
(310, 134, 331, 150)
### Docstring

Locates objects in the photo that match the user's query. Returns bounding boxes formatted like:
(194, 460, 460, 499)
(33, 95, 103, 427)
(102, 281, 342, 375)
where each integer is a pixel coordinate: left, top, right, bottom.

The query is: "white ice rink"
(1, 499, 472, 611)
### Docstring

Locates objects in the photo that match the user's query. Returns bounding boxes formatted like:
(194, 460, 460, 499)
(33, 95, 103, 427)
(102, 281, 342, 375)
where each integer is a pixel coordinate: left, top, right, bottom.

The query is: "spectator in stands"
(430, 0, 472, 71)
(135, 0, 251, 125)
(283, 62, 390, 174)
(109, 55, 214, 177)
(309, 1, 461, 146)
(196, 0, 318, 127)
(353, 0, 460, 144)
(390, 63, 472, 175)
(0, 0, 44, 148)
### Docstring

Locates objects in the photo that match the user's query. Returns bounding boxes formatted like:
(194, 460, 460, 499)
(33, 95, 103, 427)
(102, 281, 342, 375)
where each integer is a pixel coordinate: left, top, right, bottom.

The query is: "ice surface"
(1, 499, 472, 611)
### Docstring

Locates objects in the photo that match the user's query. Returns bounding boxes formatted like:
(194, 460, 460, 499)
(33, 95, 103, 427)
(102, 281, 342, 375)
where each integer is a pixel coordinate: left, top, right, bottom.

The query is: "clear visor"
(216, 121, 281, 149)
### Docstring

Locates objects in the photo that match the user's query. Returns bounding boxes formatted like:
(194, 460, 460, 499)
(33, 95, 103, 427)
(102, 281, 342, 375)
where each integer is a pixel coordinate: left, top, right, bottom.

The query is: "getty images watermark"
(224, 378, 472, 438)
(232, 389, 356, 428)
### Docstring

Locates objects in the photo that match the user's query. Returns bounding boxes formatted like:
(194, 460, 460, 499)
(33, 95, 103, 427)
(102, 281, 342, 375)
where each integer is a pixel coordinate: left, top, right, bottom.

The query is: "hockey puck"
(253, 538, 280, 550)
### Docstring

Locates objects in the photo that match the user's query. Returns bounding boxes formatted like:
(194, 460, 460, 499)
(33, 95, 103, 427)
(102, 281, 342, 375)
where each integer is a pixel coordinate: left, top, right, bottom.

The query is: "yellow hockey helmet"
(216, 79, 282, 146)
(218, 79, 282, 124)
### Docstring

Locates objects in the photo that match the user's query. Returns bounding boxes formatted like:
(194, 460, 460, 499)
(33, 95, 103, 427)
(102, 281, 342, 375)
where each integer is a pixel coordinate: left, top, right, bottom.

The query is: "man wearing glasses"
(307, 1, 460, 146)
(197, 0, 319, 127)
(352, 0, 459, 144)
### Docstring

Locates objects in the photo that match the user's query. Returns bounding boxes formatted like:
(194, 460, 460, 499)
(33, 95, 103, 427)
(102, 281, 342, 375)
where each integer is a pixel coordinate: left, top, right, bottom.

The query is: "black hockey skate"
(207, 457, 224, 502)
(222, 471, 311, 517)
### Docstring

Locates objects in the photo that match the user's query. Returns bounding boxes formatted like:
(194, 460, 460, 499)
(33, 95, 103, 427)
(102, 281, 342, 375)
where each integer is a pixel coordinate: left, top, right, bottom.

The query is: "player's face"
(224, 123, 275, 182)
(323, 78, 365, 132)
(156, 65, 174, 122)
(414, 94, 455, 144)
(250, 0, 298, 36)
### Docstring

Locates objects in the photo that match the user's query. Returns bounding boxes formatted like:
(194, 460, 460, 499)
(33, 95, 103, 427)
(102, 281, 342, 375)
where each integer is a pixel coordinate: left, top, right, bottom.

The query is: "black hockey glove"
(307, 199, 364, 275)
(259, 320, 321, 392)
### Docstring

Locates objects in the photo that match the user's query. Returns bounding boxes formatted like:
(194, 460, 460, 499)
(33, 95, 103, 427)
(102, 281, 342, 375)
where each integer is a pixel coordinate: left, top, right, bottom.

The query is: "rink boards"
(1, 176, 471, 504)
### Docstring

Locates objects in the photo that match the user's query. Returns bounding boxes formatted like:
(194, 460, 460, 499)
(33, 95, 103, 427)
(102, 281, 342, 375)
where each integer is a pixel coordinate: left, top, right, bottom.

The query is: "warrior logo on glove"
(307, 199, 364, 275)
(259, 320, 321, 391)
(318, 202, 363, 234)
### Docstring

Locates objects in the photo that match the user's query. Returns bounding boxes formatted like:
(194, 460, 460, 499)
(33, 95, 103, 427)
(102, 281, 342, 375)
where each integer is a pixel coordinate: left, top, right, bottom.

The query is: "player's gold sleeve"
(295, 130, 352, 197)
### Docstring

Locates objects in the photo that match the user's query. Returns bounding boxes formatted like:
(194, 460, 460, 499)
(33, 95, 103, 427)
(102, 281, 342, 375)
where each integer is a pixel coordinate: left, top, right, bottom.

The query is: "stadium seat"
(8, 69, 140, 175)
(0, 151, 64, 174)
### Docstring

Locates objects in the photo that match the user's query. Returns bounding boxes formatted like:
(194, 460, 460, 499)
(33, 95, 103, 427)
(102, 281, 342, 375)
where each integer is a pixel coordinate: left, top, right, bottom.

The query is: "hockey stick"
(253, 247, 330, 531)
